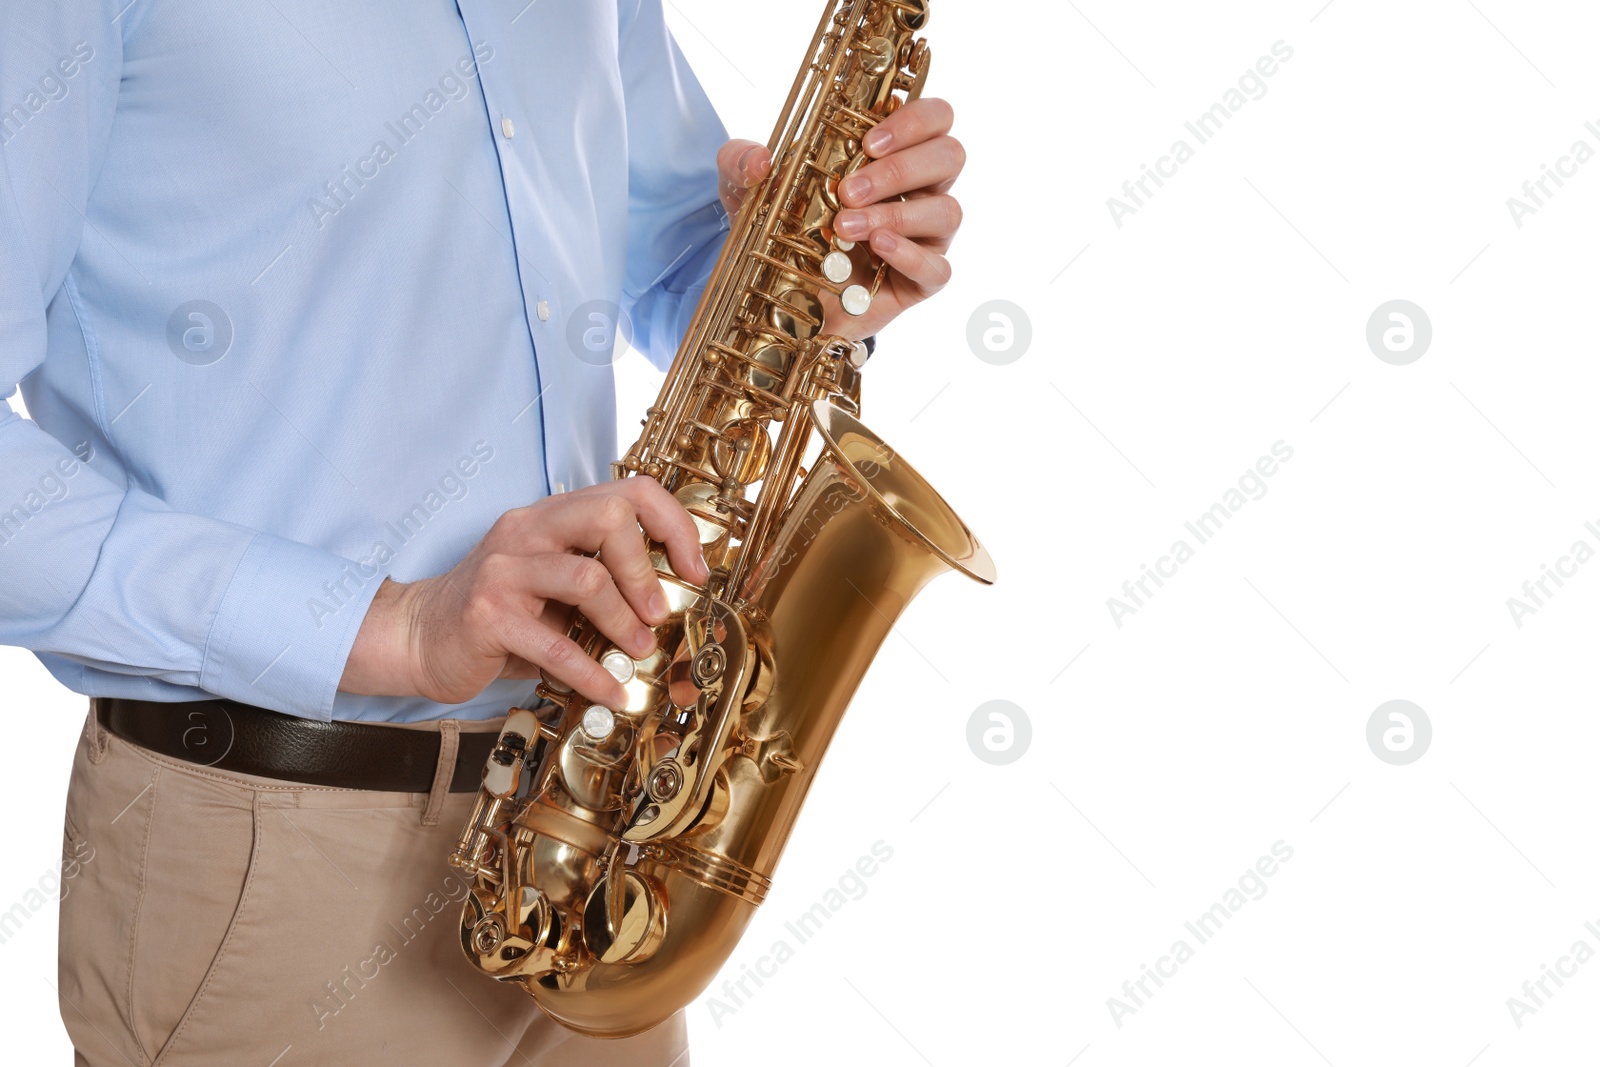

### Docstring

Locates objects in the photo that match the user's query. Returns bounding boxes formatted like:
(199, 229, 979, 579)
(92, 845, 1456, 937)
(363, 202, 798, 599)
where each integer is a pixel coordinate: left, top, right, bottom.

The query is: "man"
(0, 2, 965, 1063)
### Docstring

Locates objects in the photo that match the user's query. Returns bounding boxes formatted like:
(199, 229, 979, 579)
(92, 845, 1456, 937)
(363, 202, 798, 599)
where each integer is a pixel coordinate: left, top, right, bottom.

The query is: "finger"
(834, 194, 962, 245)
(543, 491, 671, 625)
(717, 138, 772, 214)
(528, 479, 710, 588)
(534, 482, 711, 592)
(484, 606, 626, 709)
(862, 97, 955, 158)
(524, 493, 668, 627)
(717, 139, 772, 190)
(840, 135, 966, 208)
(611, 479, 712, 586)
(868, 229, 952, 298)
(526, 553, 656, 661)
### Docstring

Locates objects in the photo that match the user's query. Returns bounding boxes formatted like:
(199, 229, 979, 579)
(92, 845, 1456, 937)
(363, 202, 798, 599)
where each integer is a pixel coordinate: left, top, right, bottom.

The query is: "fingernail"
(865, 128, 892, 155)
(635, 628, 657, 656)
(836, 211, 868, 239)
(697, 553, 710, 581)
(872, 229, 898, 253)
(649, 589, 669, 621)
(738, 146, 762, 180)
(841, 174, 870, 204)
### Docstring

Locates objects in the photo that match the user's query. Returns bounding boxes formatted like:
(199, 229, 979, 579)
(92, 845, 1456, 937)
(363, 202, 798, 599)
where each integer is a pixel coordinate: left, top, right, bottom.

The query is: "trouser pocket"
(58, 720, 257, 1067)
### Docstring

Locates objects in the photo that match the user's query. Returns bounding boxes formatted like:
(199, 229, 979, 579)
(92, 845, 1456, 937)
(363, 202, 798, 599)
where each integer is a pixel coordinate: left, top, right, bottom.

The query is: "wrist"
(340, 578, 419, 697)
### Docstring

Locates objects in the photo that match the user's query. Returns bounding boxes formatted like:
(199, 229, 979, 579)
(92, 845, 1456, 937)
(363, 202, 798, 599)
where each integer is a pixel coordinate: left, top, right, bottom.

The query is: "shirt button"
(537, 300, 551, 322)
(553, 480, 567, 495)
(501, 116, 515, 139)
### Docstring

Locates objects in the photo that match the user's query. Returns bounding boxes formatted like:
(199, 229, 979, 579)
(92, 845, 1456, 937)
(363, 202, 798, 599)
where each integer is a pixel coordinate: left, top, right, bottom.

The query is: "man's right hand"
(340, 479, 710, 710)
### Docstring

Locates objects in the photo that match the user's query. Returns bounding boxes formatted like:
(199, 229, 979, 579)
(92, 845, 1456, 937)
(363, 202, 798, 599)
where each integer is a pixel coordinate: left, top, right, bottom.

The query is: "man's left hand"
(717, 97, 965, 342)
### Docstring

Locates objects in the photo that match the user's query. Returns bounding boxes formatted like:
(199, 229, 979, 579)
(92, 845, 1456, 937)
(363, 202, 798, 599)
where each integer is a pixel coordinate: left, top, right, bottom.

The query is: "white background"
(7, 1, 1600, 1064)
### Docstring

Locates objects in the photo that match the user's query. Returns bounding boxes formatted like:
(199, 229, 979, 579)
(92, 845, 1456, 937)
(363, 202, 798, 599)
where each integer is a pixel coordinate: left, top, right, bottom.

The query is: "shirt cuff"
(200, 531, 386, 720)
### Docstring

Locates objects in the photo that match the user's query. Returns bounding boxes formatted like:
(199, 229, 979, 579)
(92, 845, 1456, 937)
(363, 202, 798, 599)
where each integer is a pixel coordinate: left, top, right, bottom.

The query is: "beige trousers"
(56, 705, 688, 1066)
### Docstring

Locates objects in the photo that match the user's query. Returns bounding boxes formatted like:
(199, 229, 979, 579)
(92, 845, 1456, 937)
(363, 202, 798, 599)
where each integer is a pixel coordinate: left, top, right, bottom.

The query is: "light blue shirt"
(0, 0, 730, 722)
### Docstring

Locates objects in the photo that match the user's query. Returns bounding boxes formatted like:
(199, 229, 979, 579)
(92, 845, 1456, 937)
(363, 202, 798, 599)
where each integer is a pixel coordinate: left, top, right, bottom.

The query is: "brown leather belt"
(95, 697, 498, 793)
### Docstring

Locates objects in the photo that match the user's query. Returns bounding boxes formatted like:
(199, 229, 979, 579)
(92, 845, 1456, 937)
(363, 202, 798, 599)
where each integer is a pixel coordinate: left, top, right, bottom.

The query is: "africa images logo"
(166, 300, 234, 366)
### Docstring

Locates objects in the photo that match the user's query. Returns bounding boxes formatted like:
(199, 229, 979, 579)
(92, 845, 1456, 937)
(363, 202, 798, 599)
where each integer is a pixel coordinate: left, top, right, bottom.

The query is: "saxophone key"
(822, 250, 855, 284)
(841, 284, 872, 316)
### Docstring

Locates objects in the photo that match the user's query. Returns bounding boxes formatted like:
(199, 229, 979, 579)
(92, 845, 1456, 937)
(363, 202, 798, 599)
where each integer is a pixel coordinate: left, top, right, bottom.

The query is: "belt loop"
(87, 699, 109, 765)
(422, 720, 460, 827)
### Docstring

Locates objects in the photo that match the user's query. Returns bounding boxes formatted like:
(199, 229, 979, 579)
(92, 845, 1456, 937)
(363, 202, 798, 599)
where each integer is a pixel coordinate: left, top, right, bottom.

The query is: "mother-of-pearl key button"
(582, 705, 616, 741)
(841, 284, 872, 316)
(601, 649, 635, 684)
(822, 250, 854, 284)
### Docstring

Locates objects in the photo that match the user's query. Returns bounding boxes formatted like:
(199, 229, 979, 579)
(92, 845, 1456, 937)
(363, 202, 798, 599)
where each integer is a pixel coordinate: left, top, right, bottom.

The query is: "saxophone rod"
(639, 3, 873, 476)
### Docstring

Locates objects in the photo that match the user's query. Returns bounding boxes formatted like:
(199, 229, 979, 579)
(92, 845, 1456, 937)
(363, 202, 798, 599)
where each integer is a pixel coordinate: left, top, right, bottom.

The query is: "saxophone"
(449, 0, 992, 1037)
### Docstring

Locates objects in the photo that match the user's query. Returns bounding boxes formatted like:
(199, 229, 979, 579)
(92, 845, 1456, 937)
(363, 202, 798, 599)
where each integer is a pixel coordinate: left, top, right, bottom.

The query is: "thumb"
(717, 139, 772, 212)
